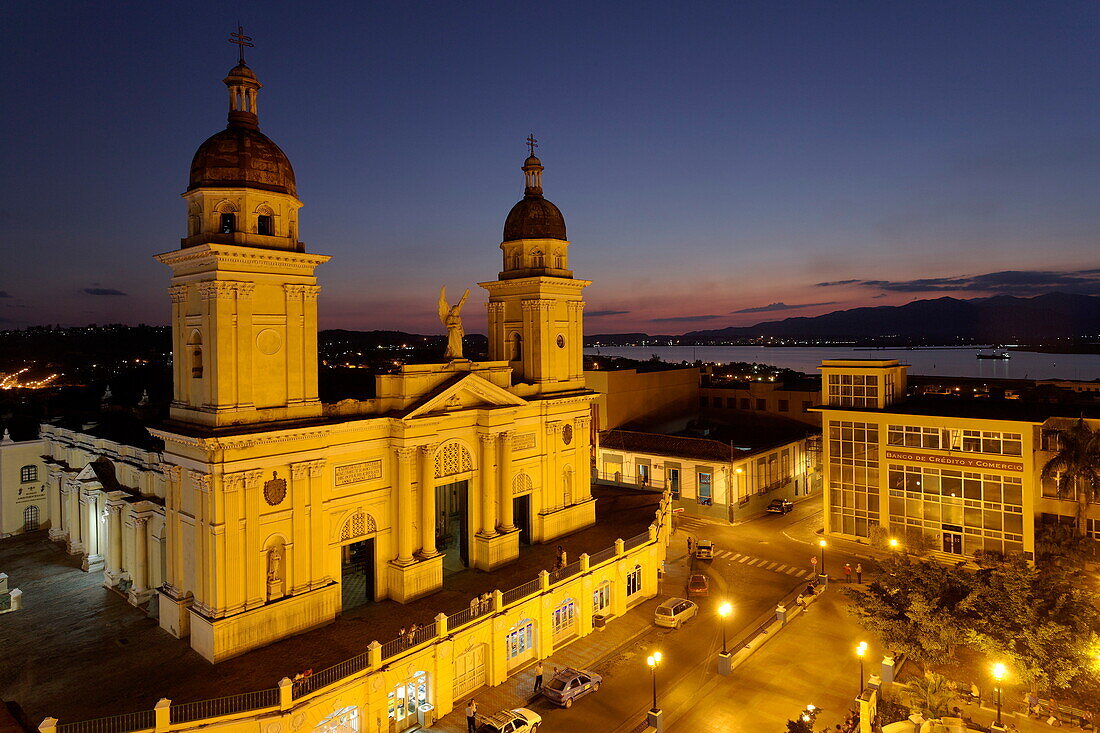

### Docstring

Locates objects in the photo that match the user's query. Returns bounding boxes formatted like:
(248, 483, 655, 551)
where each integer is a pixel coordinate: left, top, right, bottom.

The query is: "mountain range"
(594, 294, 1100, 344)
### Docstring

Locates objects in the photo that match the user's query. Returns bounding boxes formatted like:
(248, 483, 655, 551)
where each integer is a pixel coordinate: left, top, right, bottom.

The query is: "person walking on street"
(687, 536, 694, 556)
(533, 660, 544, 692)
(843, 563, 852, 583)
(855, 563, 863, 583)
(465, 700, 477, 733)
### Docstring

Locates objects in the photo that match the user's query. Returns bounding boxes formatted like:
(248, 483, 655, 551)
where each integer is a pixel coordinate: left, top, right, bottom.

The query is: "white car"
(654, 597, 698, 628)
(475, 708, 542, 733)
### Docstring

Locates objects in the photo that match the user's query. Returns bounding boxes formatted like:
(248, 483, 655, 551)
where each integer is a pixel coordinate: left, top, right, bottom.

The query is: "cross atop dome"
(228, 25, 254, 65)
(526, 133, 538, 157)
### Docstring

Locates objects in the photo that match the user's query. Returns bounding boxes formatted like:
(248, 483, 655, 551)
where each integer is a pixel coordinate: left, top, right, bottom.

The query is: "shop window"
(626, 565, 642, 596)
(552, 598, 577, 637)
(506, 619, 534, 659)
(593, 581, 611, 613)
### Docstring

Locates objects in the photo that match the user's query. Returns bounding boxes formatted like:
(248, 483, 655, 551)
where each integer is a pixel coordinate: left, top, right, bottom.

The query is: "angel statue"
(438, 286, 470, 360)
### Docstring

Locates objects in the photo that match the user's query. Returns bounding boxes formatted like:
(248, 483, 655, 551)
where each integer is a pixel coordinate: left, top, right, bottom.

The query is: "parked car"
(541, 667, 602, 708)
(476, 708, 542, 733)
(654, 597, 698, 628)
(766, 498, 793, 514)
(687, 574, 710, 597)
(695, 539, 714, 559)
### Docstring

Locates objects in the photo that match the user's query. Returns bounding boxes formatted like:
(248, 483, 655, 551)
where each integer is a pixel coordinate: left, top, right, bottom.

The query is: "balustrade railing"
(57, 710, 156, 733)
(169, 689, 279, 724)
(501, 577, 540, 606)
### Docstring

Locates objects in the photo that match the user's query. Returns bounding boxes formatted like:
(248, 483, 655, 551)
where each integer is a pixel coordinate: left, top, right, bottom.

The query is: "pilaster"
(419, 443, 440, 558)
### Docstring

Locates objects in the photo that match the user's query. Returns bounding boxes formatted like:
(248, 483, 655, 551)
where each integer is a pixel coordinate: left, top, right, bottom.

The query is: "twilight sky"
(2, 1, 1100, 334)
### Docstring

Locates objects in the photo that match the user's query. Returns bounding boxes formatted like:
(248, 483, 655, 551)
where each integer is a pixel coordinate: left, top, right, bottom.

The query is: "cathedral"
(41, 52, 597, 663)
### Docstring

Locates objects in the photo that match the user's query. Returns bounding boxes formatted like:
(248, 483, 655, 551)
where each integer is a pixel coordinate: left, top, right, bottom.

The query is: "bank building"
(28, 51, 600, 664)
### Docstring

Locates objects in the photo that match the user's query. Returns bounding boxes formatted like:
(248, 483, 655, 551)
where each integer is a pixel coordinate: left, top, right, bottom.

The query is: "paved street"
(431, 495, 881, 733)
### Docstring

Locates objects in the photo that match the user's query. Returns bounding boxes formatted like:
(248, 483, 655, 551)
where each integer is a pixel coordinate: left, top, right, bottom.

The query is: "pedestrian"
(560, 548, 568, 566)
(970, 682, 980, 705)
(533, 660, 544, 692)
(465, 700, 477, 733)
(481, 592, 492, 613)
(855, 562, 863, 584)
(687, 536, 694, 555)
(843, 563, 852, 583)
(470, 595, 479, 615)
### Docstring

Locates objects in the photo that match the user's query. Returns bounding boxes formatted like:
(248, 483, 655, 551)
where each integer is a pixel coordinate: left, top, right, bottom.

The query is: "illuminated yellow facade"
(149, 60, 597, 661)
(819, 359, 1100, 561)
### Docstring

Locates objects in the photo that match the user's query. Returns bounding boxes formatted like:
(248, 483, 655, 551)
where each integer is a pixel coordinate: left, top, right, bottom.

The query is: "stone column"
(129, 514, 151, 602)
(419, 443, 439, 557)
(303, 286, 321, 403)
(545, 423, 561, 509)
(395, 447, 417, 564)
(168, 285, 187, 405)
(48, 469, 66, 539)
(105, 503, 124, 583)
(284, 284, 305, 405)
(575, 417, 593, 502)
(162, 465, 183, 596)
(478, 433, 497, 536)
(66, 480, 83, 552)
(498, 431, 515, 532)
(487, 302, 506, 361)
(235, 282, 255, 409)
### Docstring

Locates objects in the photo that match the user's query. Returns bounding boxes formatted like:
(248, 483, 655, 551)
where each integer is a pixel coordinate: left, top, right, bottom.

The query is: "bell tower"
(480, 138, 589, 395)
(156, 36, 329, 427)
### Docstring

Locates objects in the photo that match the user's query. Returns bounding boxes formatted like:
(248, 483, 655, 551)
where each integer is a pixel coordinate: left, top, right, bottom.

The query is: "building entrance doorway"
(514, 494, 531, 545)
(341, 538, 374, 610)
(942, 529, 963, 555)
(387, 671, 427, 732)
(437, 480, 469, 573)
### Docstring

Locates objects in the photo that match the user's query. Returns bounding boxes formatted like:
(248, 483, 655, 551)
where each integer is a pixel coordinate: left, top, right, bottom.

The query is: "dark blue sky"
(3, 1, 1099, 333)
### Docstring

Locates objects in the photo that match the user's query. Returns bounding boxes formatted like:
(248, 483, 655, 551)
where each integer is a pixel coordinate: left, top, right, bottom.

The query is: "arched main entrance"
(434, 441, 474, 573)
(339, 511, 377, 610)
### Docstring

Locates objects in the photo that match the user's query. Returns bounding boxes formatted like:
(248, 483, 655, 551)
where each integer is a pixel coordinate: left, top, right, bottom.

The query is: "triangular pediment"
(404, 373, 526, 419)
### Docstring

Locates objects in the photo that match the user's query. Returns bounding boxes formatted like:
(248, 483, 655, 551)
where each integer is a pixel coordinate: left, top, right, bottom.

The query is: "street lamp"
(856, 641, 868, 693)
(647, 652, 663, 713)
(888, 537, 900, 550)
(818, 539, 827, 576)
(719, 602, 732, 654)
(992, 662, 1007, 727)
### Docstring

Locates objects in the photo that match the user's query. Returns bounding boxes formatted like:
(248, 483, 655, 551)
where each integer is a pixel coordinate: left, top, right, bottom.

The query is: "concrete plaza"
(0, 486, 657, 727)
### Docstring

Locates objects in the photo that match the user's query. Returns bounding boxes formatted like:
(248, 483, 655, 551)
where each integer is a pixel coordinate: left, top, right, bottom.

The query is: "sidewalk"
(426, 596, 662, 731)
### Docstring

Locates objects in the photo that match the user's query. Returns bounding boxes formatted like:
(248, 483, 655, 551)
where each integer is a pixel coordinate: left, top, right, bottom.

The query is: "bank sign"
(884, 450, 1024, 473)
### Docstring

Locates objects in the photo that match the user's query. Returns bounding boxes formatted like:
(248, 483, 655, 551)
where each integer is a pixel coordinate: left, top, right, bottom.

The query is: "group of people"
(469, 592, 494, 616)
(397, 622, 425, 646)
(841, 562, 863, 583)
(551, 545, 569, 578)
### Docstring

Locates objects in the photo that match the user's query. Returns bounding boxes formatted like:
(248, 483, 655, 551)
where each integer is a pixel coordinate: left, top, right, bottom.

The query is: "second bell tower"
(480, 142, 589, 395)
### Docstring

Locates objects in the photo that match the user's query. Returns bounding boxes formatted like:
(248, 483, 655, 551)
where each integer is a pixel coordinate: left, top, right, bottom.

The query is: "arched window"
(257, 215, 273, 236)
(187, 330, 203, 378)
(510, 332, 522, 362)
(505, 619, 534, 660)
(551, 598, 577, 638)
(531, 249, 544, 268)
(554, 253, 563, 269)
(219, 213, 236, 234)
(511, 253, 522, 269)
(20, 465, 37, 483)
(22, 505, 40, 531)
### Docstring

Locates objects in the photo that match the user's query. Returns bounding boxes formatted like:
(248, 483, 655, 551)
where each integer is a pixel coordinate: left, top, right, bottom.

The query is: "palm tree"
(1041, 419, 1100, 532)
(905, 672, 957, 719)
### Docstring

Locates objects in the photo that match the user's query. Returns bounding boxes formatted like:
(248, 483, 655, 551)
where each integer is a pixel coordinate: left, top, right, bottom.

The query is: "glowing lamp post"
(647, 652, 663, 712)
(856, 641, 868, 693)
(818, 539, 827, 580)
(717, 603, 733, 675)
(992, 663, 1007, 728)
(888, 537, 900, 550)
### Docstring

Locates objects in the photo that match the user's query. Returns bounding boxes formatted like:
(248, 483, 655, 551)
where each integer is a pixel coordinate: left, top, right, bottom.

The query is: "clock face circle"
(557, 334, 566, 349)
(562, 423, 574, 445)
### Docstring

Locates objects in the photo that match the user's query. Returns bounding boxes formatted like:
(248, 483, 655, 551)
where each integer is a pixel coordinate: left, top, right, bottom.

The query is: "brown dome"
(188, 126, 297, 196)
(503, 195, 567, 242)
